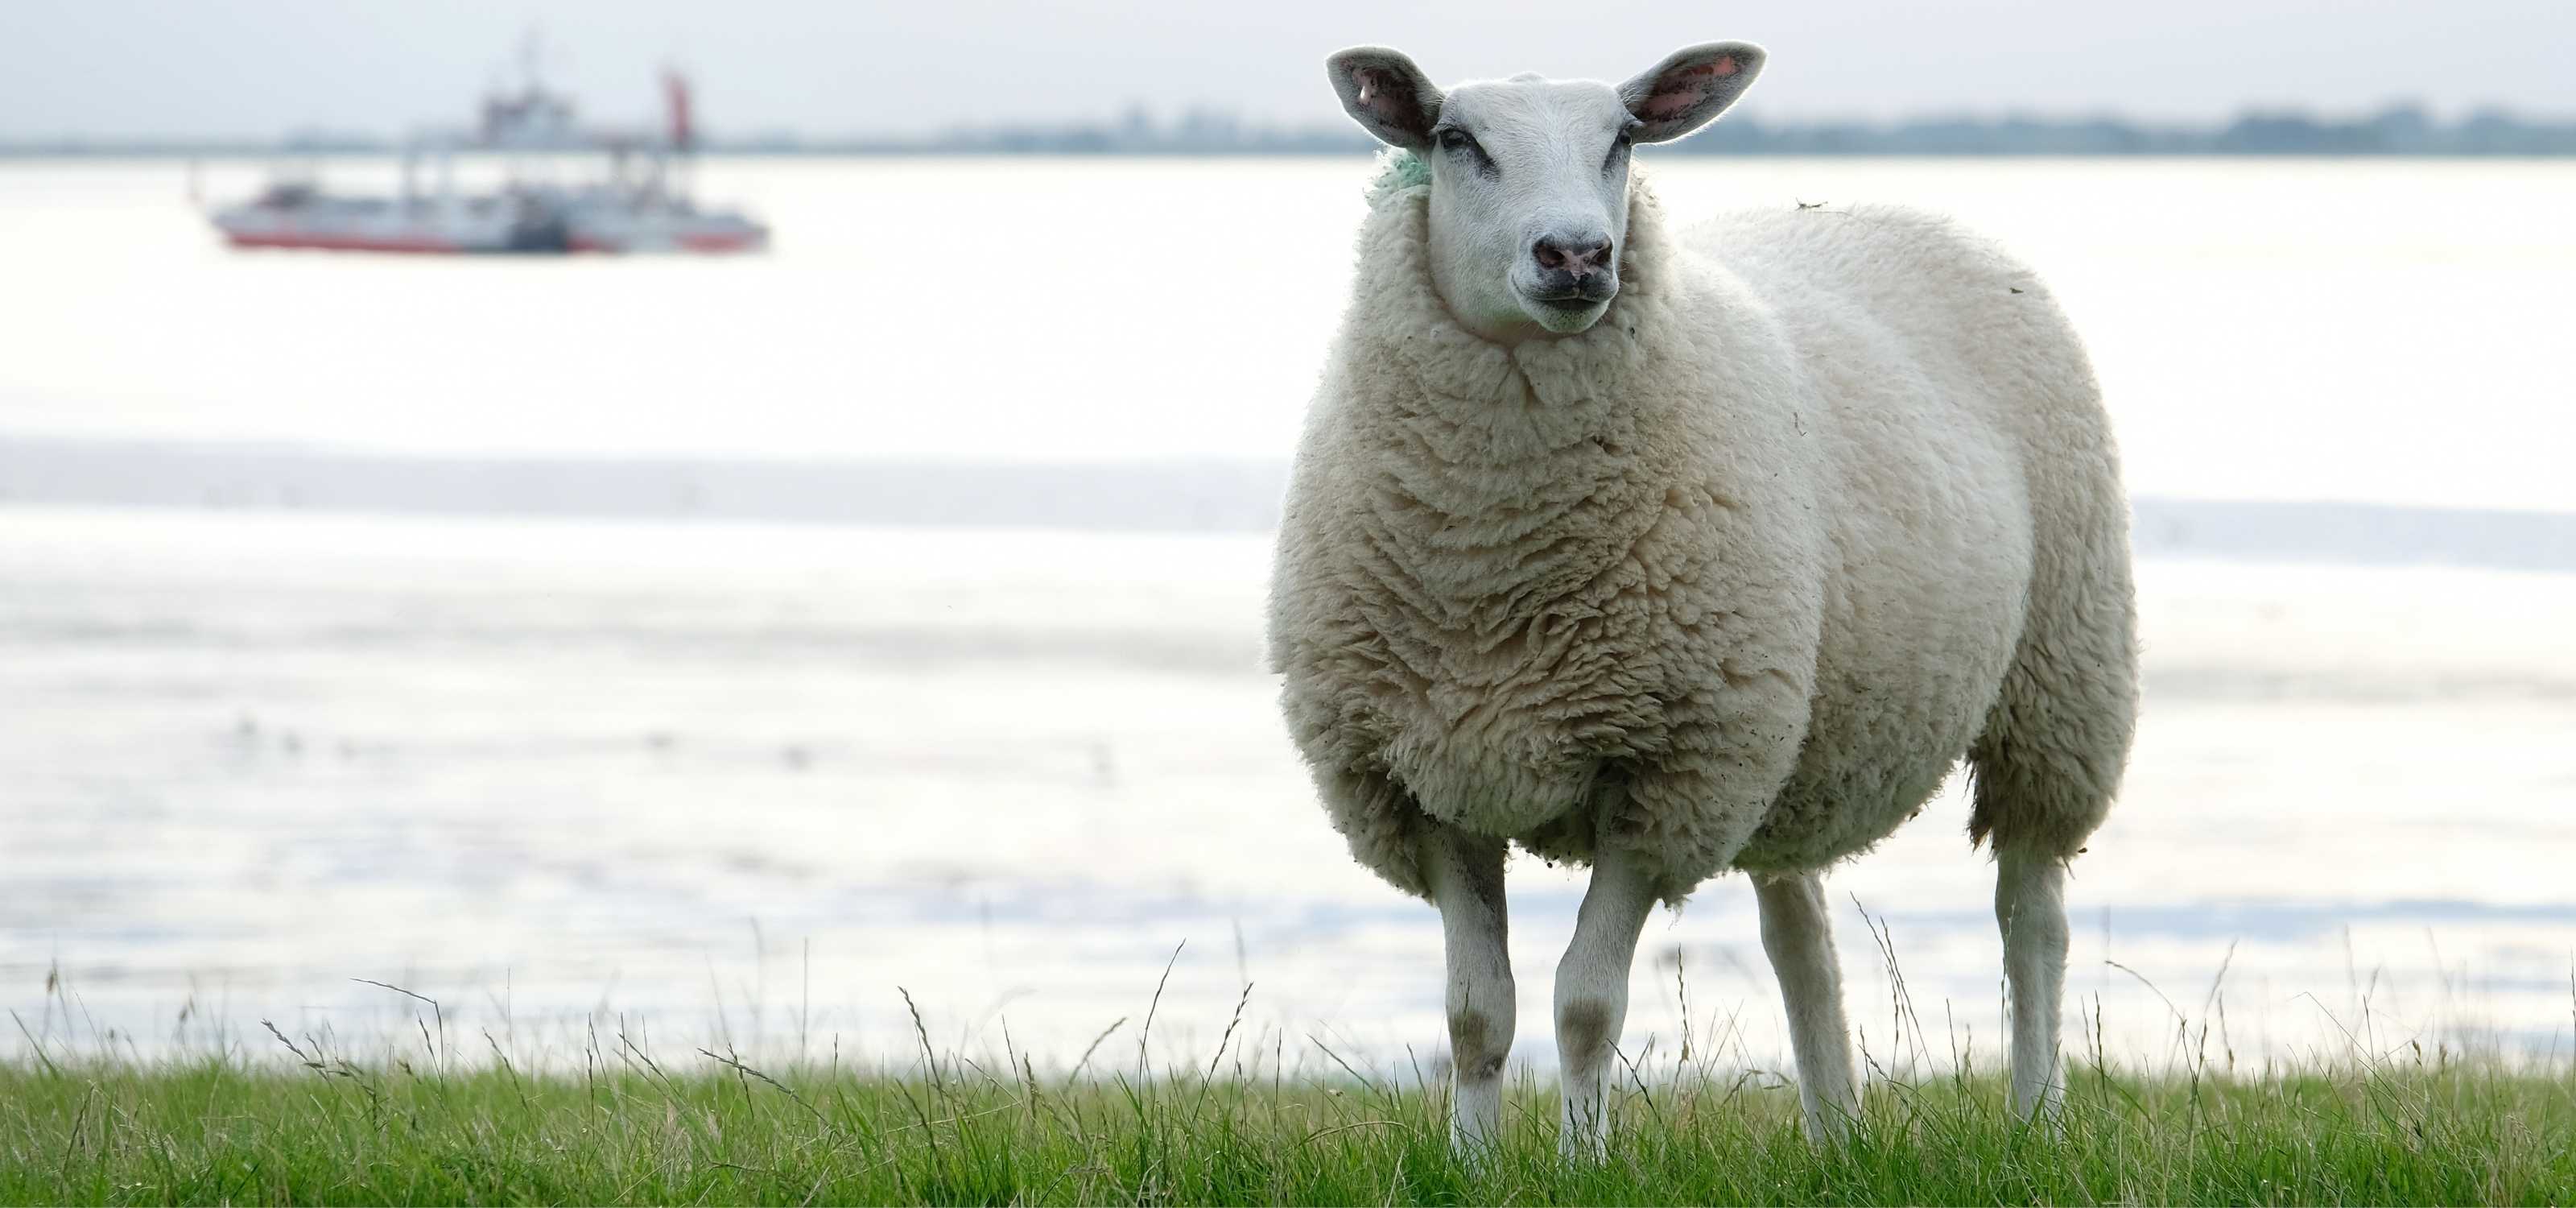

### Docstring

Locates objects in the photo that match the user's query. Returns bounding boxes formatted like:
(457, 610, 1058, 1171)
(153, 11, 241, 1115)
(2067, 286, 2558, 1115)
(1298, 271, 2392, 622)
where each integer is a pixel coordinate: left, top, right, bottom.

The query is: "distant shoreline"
(6, 435, 2575, 575)
(8, 102, 2575, 159)
(10, 146, 2575, 161)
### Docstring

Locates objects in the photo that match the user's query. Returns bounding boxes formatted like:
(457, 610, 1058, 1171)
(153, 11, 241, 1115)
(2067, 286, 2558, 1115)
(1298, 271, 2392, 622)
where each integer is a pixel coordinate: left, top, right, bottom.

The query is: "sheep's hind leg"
(1754, 871, 1860, 1141)
(1995, 846, 2069, 1120)
(1966, 458, 2134, 1123)
(1553, 842, 1657, 1162)
(1423, 825, 1514, 1156)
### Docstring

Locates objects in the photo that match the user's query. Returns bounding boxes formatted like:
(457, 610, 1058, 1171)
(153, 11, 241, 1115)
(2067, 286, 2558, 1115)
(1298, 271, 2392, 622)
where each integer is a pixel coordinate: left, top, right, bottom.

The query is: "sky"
(4, 0, 2574, 141)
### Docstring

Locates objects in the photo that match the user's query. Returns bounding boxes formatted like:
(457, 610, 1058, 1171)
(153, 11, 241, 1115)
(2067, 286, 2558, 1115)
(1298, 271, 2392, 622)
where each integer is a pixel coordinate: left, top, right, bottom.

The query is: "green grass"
(8, 950, 2572, 1204)
(4, 1042, 2571, 1205)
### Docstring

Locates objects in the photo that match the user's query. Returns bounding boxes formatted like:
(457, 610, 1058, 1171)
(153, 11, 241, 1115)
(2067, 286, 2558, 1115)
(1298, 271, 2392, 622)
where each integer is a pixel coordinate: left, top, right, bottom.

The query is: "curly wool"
(1269, 170, 2138, 904)
(1361, 147, 1431, 209)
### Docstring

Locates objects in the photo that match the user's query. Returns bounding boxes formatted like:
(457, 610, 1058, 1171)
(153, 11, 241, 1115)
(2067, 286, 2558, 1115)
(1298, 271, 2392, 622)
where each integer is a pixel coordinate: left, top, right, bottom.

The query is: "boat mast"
(664, 68, 696, 205)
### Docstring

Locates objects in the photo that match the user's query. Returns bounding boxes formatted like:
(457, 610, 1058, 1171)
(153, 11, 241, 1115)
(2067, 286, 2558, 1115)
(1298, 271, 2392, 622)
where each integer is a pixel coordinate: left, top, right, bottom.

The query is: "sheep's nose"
(1533, 234, 1613, 279)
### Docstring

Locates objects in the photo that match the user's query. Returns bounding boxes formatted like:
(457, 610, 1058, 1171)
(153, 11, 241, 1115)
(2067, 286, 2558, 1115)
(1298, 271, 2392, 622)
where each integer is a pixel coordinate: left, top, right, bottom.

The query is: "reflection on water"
(6, 508, 2574, 1070)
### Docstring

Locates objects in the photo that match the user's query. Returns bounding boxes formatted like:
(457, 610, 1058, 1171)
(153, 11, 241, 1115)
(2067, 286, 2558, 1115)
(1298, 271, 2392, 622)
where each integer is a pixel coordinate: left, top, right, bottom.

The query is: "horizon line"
(9, 99, 2576, 157)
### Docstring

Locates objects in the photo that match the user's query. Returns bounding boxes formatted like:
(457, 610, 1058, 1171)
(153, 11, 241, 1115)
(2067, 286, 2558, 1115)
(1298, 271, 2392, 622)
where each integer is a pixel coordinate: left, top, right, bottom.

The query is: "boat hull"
(212, 201, 767, 256)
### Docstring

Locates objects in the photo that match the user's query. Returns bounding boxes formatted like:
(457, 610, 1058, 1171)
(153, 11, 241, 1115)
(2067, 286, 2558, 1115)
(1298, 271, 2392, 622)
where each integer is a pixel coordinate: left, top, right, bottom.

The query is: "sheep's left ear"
(1327, 46, 1443, 151)
(1620, 41, 1765, 143)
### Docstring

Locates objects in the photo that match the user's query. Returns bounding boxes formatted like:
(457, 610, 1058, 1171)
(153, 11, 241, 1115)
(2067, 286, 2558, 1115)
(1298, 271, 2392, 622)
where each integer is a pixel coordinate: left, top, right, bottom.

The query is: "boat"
(210, 60, 767, 255)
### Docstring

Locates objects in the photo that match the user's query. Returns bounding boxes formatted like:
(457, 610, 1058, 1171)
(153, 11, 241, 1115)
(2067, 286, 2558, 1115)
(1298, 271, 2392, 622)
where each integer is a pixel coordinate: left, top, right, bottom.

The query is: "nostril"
(1534, 234, 1612, 279)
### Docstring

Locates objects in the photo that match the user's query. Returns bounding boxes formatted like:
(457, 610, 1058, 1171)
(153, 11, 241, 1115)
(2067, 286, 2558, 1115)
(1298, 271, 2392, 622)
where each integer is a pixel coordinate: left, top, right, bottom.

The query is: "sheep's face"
(1329, 43, 1765, 343)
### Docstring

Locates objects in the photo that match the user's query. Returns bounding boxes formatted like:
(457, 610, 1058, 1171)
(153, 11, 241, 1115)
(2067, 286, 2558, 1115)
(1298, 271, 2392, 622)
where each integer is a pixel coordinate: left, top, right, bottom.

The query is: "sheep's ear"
(1327, 46, 1443, 151)
(1620, 41, 1765, 143)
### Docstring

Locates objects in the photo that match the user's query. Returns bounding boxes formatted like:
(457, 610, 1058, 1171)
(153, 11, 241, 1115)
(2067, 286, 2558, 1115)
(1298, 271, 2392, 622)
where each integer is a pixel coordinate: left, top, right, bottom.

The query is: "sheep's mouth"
(1521, 279, 1618, 312)
(1529, 292, 1612, 313)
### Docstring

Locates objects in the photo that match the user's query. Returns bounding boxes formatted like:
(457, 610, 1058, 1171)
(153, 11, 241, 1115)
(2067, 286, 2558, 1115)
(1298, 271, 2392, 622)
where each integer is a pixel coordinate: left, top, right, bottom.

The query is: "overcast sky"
(6, 0, 2573, 140)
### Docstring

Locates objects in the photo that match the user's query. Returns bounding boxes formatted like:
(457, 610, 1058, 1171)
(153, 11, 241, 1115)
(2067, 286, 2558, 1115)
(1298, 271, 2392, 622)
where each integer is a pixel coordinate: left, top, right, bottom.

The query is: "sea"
(3, 155, 2573, 1078)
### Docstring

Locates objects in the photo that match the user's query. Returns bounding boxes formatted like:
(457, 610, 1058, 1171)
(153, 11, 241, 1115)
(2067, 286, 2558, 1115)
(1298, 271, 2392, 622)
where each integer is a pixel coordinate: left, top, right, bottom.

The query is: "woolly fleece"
(1269, 168, 2138, 903)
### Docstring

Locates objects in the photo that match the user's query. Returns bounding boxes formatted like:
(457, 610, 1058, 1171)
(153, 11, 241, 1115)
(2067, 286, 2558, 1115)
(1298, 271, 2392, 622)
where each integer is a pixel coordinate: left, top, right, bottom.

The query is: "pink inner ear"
(1641, 54, 1739, 120)
(1354, 66, 1427, 129)
(1675, 56, 1737, 82)
(1643, 81, 1709, 118)
(1356, 67, 1402, 114)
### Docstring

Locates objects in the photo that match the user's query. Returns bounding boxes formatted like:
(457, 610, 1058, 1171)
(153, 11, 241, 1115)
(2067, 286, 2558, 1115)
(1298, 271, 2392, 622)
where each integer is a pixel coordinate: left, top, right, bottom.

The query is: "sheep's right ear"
(1620, 42, 1765, 143)
(1327, 47, 1442, 151)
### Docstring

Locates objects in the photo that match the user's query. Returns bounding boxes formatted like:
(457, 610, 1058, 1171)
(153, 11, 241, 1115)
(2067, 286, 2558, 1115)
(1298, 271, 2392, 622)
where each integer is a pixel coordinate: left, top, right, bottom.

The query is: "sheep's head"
(1328, 42, 1764, 343)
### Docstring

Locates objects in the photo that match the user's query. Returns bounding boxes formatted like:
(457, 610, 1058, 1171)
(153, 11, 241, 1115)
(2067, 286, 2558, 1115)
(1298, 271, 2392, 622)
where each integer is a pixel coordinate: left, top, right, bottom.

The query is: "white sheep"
(1269, 41, 2137, 1160)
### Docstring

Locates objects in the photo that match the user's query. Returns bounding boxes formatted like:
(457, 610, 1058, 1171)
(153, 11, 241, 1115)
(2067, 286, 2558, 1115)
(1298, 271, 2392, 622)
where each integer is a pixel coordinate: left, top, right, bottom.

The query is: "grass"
(3, 1028, 2572, 1204)
(9, 934, 2573, 1205)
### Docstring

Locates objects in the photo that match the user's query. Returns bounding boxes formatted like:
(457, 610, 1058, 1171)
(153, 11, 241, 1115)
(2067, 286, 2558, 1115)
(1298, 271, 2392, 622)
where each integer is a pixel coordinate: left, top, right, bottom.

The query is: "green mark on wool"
(1364, 147, 1430, 208)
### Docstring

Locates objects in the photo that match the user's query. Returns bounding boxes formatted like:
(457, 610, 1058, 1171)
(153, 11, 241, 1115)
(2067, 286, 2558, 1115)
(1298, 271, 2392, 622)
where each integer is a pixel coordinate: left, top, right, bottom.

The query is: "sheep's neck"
(1355, 360, 1662, 669)
(1343, 184, 1678, 656)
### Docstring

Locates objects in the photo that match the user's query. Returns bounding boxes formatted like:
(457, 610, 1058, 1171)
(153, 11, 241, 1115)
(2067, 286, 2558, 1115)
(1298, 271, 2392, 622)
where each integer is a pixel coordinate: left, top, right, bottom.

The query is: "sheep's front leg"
(1754, 872, 1860, 1141)
(1996, 846, 2069, 1121)
(1553, 842, 1657, 1162)
(1424, 825, 1514, 1156)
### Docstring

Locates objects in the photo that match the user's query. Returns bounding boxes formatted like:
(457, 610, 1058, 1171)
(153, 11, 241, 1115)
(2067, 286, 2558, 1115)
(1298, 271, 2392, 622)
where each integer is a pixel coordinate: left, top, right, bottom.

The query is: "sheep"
(1268, 40, 2138, 1160)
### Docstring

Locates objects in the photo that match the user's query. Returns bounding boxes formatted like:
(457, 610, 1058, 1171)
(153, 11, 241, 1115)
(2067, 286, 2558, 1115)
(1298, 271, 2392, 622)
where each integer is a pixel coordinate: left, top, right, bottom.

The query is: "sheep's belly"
(1388, 739, 1596, 838)
(1735, 743, 1971, 871)
(1740, 603, 2028, 869)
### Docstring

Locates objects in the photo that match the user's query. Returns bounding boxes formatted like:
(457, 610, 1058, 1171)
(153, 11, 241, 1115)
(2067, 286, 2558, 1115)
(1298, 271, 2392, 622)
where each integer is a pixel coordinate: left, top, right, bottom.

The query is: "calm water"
(6, 155, 2574, 508)
(3, 156, 2574, 1074)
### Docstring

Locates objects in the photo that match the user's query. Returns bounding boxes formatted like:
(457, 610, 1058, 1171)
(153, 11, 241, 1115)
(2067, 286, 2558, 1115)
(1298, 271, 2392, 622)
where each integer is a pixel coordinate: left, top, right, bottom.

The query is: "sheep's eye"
(1604, 132, 1633, 172)
(1434, 128, 1496, 177)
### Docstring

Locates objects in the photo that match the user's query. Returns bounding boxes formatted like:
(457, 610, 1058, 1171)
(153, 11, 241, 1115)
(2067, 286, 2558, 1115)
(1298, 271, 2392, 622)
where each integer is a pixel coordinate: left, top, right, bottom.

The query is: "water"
(6, 156, 2573, 507)
(4, 155, 2574, 1074)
